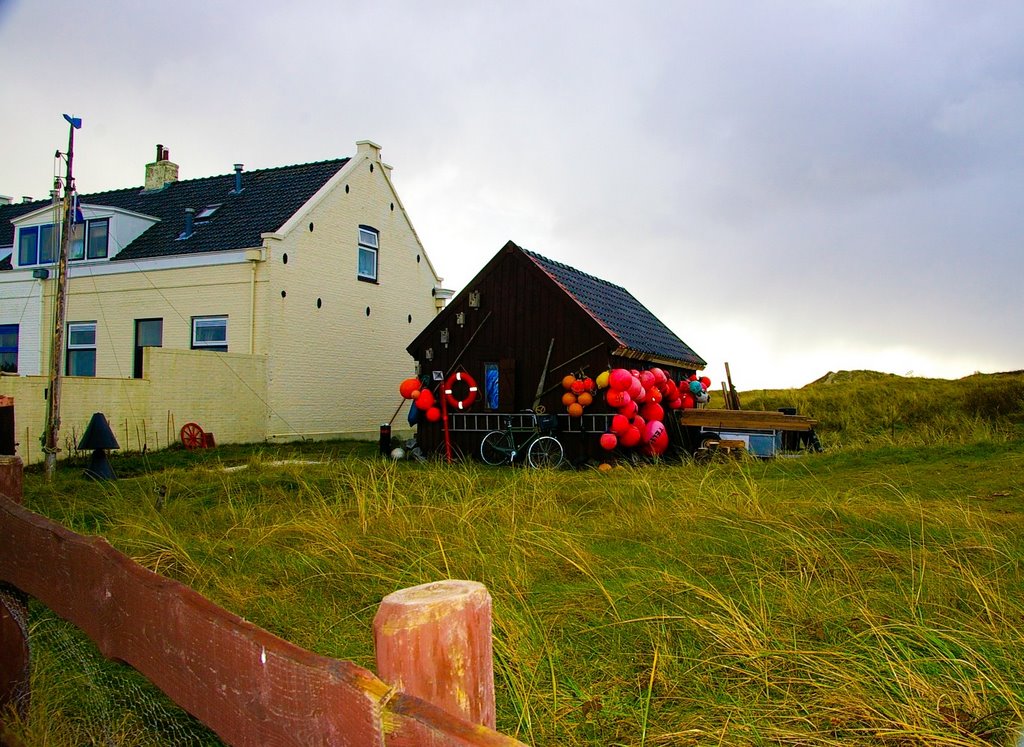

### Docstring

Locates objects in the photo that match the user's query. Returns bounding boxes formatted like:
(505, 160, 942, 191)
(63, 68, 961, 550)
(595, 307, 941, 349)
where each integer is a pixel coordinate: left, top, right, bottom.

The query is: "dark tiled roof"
(1, 159, 348, 261)
(0, 200, 44, 249)
(523, 248, 706, 367)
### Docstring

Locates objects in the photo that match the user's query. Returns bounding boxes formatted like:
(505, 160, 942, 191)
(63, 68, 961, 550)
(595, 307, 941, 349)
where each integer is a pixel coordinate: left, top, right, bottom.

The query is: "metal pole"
(43, 115, 80, 480)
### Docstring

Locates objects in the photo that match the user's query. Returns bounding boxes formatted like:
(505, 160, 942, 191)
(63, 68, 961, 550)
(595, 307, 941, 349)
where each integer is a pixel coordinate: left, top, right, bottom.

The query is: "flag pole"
(42, 114, 81, 480)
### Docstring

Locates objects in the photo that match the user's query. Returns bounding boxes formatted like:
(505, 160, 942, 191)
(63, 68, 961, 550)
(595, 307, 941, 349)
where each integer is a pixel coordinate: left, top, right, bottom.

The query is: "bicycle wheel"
(480, 430, 514, 465)
(527, 435, 563, 469)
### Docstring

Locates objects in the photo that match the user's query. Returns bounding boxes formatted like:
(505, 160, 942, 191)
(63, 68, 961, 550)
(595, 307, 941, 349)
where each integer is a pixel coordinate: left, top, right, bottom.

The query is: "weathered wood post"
(374, 580, 495, 736)
(0, 449, 30, 721)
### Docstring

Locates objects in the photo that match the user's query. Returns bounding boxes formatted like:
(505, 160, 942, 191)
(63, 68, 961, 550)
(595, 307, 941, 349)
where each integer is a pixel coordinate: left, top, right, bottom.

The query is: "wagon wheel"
(180, 422, 205, 449)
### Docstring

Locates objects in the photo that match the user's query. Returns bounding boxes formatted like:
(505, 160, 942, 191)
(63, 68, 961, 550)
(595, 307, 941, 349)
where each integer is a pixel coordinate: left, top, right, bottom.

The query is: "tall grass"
(735, 370, 1024, 449)
(7, 372, 1024, 745)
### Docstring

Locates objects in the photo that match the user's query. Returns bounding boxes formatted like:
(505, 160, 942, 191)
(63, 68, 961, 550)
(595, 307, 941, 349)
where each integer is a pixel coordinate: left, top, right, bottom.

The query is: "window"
(483, 362, 500, 410)
(192, 316, 227, 352)
(86, 218, 109, 259)
(16, 225, 57, 266)
(70, 218, 109, 261)
(134, 318, 163, 378)
(0, 324, 18, 373)
(357, 226, 378, 281)
(66, 322, 97, 377)
(195, 204, 220, 220)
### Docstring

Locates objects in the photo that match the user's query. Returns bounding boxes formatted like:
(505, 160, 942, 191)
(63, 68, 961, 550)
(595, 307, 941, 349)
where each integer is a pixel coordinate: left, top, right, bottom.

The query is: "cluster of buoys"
(596, 367, 710, 456)
(398, 376, 442, 422)
(399, 371, 481, 424)
(560, 374, 596, 418)
(685, 373, 713, 405)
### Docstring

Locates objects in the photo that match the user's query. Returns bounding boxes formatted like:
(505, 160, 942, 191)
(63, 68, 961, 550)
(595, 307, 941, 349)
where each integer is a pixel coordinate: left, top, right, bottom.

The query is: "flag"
(72, 192, 84, 224)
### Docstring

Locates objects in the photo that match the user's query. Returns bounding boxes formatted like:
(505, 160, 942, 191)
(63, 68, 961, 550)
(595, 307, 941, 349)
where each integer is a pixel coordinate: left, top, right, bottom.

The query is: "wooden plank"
(679, 408, 817, 431)
(0, 456, 28, 719)
(0, 584, 29, 718)
(0, 494, 388, 746)
(387, 691, 527, 747)
(724, 362, 740, 410)
(0, 491, 530, 747)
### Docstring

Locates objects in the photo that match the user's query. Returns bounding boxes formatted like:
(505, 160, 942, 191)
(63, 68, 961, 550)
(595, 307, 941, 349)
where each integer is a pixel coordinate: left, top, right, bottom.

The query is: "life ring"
(444, 371, 479, 410)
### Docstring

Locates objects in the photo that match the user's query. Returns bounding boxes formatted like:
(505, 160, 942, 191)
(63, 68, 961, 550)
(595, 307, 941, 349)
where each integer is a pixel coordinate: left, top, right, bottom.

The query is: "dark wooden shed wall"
(408, 245, 697, 462)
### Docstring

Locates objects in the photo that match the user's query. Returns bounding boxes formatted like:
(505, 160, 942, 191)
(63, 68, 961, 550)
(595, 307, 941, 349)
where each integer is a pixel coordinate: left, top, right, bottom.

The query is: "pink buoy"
(608, 368, 633, 392)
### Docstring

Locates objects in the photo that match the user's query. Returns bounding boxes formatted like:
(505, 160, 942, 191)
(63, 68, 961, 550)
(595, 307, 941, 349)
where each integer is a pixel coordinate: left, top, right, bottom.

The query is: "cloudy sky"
(2, 1, 1021, 389)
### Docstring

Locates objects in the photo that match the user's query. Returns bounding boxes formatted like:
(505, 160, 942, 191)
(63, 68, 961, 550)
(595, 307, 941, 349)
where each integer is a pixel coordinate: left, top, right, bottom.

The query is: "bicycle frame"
(480, 413, 563, 468)
(496, 417, 540, 462)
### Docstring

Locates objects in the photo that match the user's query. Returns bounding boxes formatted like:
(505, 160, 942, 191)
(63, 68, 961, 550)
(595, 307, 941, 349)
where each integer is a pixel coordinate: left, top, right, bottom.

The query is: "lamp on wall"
(468, 290, 481, 309)
(32, 268, 49, 280)
(440, 328, 449, 347)
(425, 348, 434, 361)
(456, 312, 465, 327)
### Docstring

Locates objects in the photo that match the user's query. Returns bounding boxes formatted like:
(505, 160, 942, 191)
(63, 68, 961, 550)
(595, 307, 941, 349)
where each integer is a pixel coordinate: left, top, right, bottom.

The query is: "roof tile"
(523, 248, 705, 367)
(1, 159, 348, 261)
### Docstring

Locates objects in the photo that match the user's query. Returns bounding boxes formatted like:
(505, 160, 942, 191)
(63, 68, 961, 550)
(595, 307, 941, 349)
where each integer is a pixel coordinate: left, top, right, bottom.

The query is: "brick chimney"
(144, 144, 179, 191)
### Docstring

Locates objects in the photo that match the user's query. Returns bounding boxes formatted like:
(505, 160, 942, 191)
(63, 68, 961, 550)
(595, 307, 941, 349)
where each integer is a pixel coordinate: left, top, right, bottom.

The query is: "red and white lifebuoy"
(443, 371, 479, 410)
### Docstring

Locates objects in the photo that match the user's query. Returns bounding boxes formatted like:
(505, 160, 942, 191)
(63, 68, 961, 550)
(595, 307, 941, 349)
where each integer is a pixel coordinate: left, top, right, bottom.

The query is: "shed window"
(483, 362, 500, 410)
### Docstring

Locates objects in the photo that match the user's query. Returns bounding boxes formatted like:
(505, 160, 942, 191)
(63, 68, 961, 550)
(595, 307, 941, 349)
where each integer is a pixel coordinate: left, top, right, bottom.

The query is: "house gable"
(409, 241, 704, 372)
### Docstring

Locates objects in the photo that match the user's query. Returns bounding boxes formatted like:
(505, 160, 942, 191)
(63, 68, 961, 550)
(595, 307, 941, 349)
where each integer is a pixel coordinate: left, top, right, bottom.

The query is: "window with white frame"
(16, 225, 58, 266)
(66, 322, 97, 377)
(357, 226, 378, 281)
(191, 316, 227, 352)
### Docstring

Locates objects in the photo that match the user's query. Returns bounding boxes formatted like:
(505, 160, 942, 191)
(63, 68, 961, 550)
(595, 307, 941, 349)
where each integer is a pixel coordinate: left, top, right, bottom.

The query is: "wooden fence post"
(374, 580, 495, 732)
(0, 454, 30, 721)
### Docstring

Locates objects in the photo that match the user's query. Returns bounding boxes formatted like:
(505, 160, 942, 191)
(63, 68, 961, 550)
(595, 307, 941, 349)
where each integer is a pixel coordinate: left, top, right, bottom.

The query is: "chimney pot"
(233, 164, 244, 194)
(156, 143, 164, 161)
(182, 207, 195, 238)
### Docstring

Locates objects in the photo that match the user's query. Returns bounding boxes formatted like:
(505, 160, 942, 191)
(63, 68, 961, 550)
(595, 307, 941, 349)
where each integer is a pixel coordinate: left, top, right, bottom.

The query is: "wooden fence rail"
(0, 457, 525, 747)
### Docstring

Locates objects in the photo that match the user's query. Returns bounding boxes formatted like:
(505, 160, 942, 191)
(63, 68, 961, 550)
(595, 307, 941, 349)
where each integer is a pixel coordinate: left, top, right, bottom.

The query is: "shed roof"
(522, 247, 705, 368)
(1, 159, 347, 261)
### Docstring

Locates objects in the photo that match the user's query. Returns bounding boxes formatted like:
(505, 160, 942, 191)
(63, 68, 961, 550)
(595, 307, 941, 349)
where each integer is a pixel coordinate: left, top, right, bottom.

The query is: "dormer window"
(69, 218, 109, 261)
(17, 225, 58, 266)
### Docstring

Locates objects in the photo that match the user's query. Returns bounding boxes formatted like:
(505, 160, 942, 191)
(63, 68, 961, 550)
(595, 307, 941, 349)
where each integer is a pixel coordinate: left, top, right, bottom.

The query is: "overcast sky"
(2, 1, 1021, 389)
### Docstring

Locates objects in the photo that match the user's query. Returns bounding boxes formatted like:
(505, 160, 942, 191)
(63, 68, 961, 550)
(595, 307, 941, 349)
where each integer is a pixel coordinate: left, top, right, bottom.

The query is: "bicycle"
(479, 412, 564, 468)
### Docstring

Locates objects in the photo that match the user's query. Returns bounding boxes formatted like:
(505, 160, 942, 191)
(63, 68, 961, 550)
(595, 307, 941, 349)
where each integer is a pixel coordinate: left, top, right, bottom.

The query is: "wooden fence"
(0, 457, 525, 746)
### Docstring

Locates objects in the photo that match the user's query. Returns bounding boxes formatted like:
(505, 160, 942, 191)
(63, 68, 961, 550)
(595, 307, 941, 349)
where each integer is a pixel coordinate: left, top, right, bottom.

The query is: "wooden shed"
(406, 241, 706, 464)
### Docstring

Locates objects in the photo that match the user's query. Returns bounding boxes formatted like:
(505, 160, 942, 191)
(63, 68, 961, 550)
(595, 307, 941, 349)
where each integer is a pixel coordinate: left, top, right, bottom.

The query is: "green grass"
(730, 369, 1024, 449)
(4, 371, 1024, 746)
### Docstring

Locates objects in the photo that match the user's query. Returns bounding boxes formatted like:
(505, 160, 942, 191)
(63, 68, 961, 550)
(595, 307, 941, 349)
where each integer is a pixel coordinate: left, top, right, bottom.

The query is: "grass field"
(3, 371, 1024, 746)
